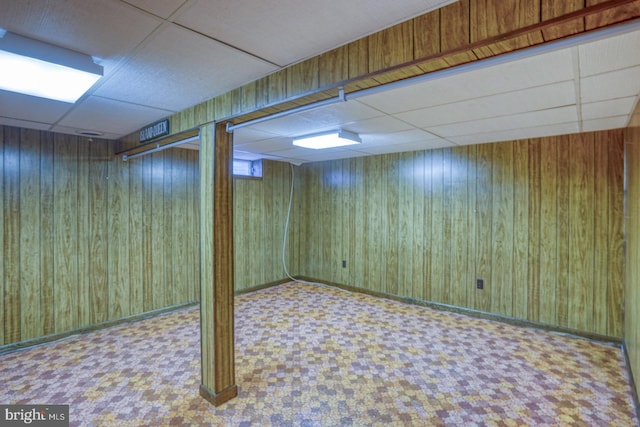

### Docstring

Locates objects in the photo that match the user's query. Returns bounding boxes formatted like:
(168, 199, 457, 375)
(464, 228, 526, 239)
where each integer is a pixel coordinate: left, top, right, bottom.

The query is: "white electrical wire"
(281, 162, 297, 282)
(281, 162, 349, 292)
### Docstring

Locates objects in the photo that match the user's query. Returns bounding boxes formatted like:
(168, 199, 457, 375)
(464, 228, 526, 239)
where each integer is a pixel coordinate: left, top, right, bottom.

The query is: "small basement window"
(233, 159, 263, 178)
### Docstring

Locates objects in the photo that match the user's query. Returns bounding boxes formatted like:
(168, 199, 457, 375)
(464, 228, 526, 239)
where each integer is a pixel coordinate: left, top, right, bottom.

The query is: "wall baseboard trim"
(622, 342, 640, 421)
(235, 278, 291, 296)
(0, 301, 199, 355)
(294, 275, 623, 346)
(0, 278, 290, 355)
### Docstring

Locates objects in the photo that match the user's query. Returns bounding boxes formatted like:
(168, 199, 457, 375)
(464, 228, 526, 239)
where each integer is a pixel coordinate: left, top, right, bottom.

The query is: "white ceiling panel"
(234, 137, 292, 154)
(232, 127, 281, 144)
(581, 66, 640, 104)
(428, 106, 578, 138)
(448, 122, 580, 146)
(0, 117, 53, 132)
(395, 81, 576, 128)
(0, 90, 70, 124)
(359, 139, 454, 155)
(123, 0, 187, 19)
(49, 125, 121, 141)
(245, 100, 384, 136)
(56, 96, 174, 136)
(582, 97, 638, 121)
(346, 116, 415, 134)
(578, 28, 640, 77)
(356, 48, 574, 115)
(174, 0, 456, 67)
(362, 129, 448, 147)
(0, 0, 162, 61)
(582, 115, 630, 132)
(94, 23, 279, 111)
(460, 48, 575, 97)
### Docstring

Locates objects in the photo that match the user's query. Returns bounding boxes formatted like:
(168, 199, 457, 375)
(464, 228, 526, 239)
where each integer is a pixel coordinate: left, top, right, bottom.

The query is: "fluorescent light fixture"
(0, 30, 103, 103)
(293, 129, 361, 149)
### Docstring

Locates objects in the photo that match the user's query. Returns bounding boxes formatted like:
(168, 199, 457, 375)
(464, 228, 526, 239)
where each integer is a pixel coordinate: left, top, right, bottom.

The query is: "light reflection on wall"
(399, 149, 472, 187)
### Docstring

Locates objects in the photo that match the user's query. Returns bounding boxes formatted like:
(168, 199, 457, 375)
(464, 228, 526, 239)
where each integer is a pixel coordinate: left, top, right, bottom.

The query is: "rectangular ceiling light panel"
(293, 129, 361, 149)
(0, 31, 103, 103)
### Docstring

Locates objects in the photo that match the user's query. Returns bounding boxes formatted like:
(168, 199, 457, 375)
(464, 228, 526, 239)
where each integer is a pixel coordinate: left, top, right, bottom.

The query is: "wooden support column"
(199, 121, 237, 406)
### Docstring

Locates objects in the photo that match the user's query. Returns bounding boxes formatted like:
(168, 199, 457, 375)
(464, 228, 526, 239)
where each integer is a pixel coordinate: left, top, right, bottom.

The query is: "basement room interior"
(1, 0, 640, 425)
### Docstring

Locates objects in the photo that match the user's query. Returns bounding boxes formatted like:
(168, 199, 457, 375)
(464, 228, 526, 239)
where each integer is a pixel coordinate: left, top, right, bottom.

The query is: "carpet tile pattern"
(0, 282, 638, 426)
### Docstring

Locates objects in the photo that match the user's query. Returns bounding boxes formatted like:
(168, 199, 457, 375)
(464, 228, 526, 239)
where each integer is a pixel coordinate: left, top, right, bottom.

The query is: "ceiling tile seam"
(358, 78, 577, 116)
(119, 0, 188, 21)
(0, 115, 55, 130)
(583, 95, 639, 104)
(75, 5, 169, 98)
(417, 127, 459, 145)
(170, 21, 283, 68)
(572, 47, 584, 134)
(583, 113, 631, 122)
(446, 120, 580, 139)
(46, 91, 157, 135)
(401, 101, 578, 132)
(45, 13, 173, 132)
(580, 63, 640, 81)
(89, 94, 179, 114)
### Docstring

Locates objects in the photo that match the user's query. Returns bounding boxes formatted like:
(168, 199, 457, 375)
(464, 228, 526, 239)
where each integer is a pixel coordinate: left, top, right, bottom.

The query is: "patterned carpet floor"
(0, 281, 638, 426)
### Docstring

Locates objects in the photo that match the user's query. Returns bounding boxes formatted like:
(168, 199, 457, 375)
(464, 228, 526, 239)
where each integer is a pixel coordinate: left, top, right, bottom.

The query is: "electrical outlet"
(476, 279, 484, 289)
(342, 260, 347, 268)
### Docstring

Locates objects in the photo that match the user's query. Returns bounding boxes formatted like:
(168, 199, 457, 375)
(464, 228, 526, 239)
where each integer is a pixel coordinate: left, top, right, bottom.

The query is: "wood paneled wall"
(293, 130, 624, 338)
(625, 101, 640, 399)
(234, 160, 296, 292)
(0, 126, 199, 346)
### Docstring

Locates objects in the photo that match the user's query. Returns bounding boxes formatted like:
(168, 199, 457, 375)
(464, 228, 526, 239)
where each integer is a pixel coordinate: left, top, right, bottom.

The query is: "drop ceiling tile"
(346, 115, 415, 134)
(428, 106, 578, 138)
(235, 137, 292, 153)
(581, 66, 640, 104)
(94, 23, 278, 111)
(582, 115, 629, 132)
(448, 122, 579, 145)
(322, 149, 373, 160)
(359, 139, 454, 155)
(50, 125, 121, 140)
(175, 0, 456, 66)
(361, 129, 445, 147)
(232, 127, 281, 144)
(0, 0, 162, 60)
(396, 81, 576, 128)
(356, 77, 468, 114)
(122, 0, 186, 19)
(579, 28, 640, 77)
(247, 100, 383, 136)
(465, 48, 575, 96)
(0, 117, 52, 132)
(0, 90, 71, 124)
(582, 97, 638, 121)
(56, 96, 174, 136)
(357, 48, 574, 114)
